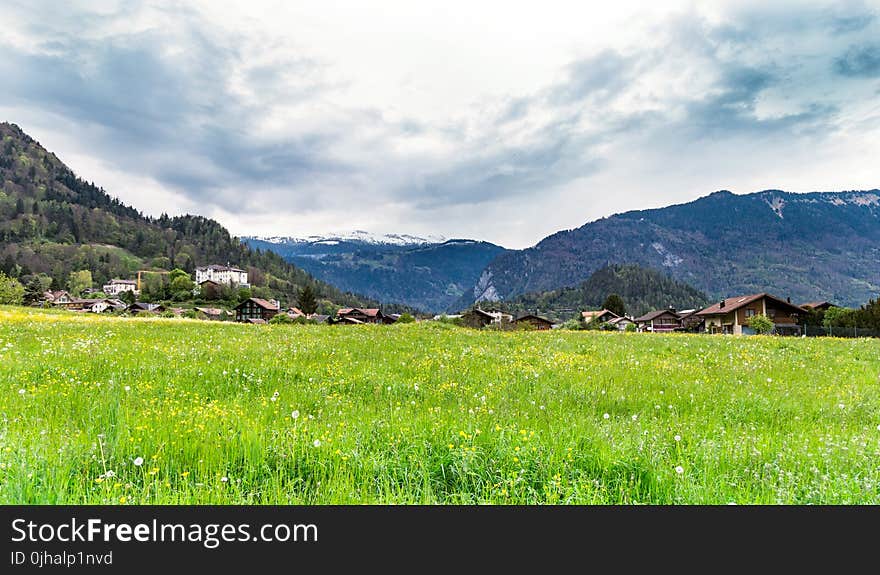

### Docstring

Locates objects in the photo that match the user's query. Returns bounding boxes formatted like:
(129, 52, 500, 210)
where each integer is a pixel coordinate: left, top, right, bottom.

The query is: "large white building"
(195, 265, 248, 287)
(102, 279, 139, 296)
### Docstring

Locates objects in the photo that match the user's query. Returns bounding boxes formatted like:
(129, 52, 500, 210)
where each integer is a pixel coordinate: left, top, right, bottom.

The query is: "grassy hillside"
(0, 122, 373, 308)
(2, 306, 878, 504)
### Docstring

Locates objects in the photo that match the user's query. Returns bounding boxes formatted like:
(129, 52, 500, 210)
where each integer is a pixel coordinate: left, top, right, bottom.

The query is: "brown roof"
(245, 318, 267, 324)
(634, 309, 681, 323)
(697, 293, 805, 316)
(337, 308, 380, 317)
(800, 301, 833, 310)
(515, 314, 553, 324)
(581, 309, 619, 320)
(239, 298, 279, 311)
(195, 307, 224, 316)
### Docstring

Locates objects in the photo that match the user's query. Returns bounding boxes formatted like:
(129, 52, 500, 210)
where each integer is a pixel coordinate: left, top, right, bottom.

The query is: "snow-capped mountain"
(252, 231, 447, 247)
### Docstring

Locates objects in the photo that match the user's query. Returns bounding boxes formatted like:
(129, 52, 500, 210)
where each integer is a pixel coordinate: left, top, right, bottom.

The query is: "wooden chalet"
(127, 302, 166, 314)
(235, 298, 280, 322)
(581, 309, 619, 325)
(634, 309, 681, 332)
(335, 308, 384, 324)
(800, 301, 834, 312)
(514, 314, 554, 330)
(461, 308, 513, 329)
(696, 294, 804, 335)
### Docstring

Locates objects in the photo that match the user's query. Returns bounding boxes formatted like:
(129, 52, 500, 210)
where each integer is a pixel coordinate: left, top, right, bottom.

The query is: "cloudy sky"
(1, 0, 879, 248)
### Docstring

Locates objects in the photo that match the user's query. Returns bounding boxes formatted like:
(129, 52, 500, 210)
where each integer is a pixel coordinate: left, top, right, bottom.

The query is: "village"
(27, 261, 852, 336)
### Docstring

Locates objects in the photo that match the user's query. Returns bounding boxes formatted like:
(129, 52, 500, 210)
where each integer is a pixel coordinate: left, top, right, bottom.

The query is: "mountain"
(500, 264, 710, 320)
(245, 235, 509, 313)
(458, 189, 880, 309)
(0, 121, 380, 310)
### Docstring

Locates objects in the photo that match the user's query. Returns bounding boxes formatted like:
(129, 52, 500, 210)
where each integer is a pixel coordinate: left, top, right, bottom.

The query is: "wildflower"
(124, 385, 131, 391)
(18, 389, 25, 395)
(221, 476, 229, 483)
(603, 413, 610, 420)
(674, 435, 681, 442)
(313, 439, 321, 448)
(675, 466, 684, 474)
(631, 414, 638, 421)
(133, 457, 144, 466)
(877, 424, 880, 432)
(105, 470, 116, 478)
(838, 403, 845, 409)
(291, 410, 300, 420)
(119, 496, 127, 504)
(767, 378, 772, 383)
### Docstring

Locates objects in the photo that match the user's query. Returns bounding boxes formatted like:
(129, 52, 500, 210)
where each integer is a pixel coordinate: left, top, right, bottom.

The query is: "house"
(285, 307, 305, 318)
(307, 314, 331, 324)
(336, 308, 385, 324)
(381, 314, 400, 324)
(514, 314, 554, 330)
(235, 298, 279, 322)
(102, 279, 139, 296)
(634, 309, 681, 332)
(677, 309, 704, 332)
(696, 294, 804, 335)
(104, 298, 128, 312)
(127, 302, 166, 314)
(194, 307, 227, 320)
(461, 308, 513, 328)
(800, 301, 834, 312)
(607, 316, 635, 331)
(43, 290, 71, 305)
(581, 309, 620, 325)
(195, 265, 248, 287)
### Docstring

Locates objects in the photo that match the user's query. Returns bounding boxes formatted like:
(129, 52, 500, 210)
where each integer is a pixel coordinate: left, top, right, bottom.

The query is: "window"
(745, 308, 755, 318)
(767, 308, 777, 318)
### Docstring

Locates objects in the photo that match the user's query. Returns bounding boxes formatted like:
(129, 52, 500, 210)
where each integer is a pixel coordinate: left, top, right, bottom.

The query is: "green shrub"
(747, 314, 774, 335)
(396, 313, 416, 324)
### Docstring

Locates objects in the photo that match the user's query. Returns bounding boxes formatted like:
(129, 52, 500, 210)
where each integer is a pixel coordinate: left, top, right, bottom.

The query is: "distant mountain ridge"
(254, 231, 448, 247)
(245, 235, 508, 313)
(458, 189, 880, 309)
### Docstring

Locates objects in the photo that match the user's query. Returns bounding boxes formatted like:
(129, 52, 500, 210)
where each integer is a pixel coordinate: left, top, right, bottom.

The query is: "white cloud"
(1, 0, 878, 248)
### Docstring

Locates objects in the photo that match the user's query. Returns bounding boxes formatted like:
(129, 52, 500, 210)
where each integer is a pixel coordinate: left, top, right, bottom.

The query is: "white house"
(195, 265, 248, 287)
(102, 279, 139, 296)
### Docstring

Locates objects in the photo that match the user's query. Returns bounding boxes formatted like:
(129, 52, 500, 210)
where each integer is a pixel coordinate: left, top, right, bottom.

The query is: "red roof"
(239, 298, 279, 311)
(697, 293, 804, 316)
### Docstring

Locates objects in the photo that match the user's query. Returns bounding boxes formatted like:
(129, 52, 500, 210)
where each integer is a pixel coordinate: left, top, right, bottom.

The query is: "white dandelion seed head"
(603, 413, 610, 420)
(133, 457, 144, 466)
(18, 389, 25, 395)
(313, 439, 321, 448)
(631, 415, 638, 421)
(124, 385, 131, 391)
(838, 403, 845, 409)
(221, 476, 229, 482)
(105, 470, 116, 478)
(675, 466, 684, 474)
(674, 435, 682, 442)
(767, 378, 772, 383)
(291, 410, 300, 419)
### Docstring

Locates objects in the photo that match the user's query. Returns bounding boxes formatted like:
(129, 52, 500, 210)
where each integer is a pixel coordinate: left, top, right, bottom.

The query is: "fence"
(803, 325, 880, 338)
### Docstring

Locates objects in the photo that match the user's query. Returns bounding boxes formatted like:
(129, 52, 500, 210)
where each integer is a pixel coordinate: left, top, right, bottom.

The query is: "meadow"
(1, 306, 879, 504)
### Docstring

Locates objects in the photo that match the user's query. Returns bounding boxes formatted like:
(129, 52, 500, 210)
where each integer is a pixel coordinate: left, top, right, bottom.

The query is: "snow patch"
(651, 242, 683, 268)
(765, 196, 785, 218)
(250, 231, 447, 246)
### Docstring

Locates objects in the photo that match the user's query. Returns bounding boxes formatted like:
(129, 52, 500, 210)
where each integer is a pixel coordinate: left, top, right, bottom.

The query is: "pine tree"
(297, 284, 318, 315)
(602, 293, 626, 317)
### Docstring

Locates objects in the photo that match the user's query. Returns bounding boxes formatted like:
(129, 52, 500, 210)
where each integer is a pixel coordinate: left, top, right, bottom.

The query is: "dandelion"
(221, 476, 229, 483)
(105, 470, 115, 478)
(675, 466, 684, 474)
(124, 385, 131, 391)
(133, 457, 144, 466)
(631, 414, 638, 421)
(271, 391, 279, 402)
(767, 378, 773, 383)
(18, 389, 25, 395)
(313, 439, 321, 448)
(603, 413, 610, 420)
(674, 435, 682, 442)
(877, 424, 880, 432)
(291, 410, 300, 420)
(838, 403, 845, 409)
(119, 496, 127, 504)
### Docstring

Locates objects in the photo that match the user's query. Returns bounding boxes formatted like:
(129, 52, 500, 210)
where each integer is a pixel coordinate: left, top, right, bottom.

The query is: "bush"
(560, 318, 584, 330)
(396, 313, 416, 324)
(0, 271, 25, 305)
(747, 314, 774, 335)
(625, 323, 637, 332)
(269, 314, 296, 325)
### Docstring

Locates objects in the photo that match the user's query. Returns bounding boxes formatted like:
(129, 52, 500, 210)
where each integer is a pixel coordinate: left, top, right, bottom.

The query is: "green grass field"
(1, 306, 879, 504)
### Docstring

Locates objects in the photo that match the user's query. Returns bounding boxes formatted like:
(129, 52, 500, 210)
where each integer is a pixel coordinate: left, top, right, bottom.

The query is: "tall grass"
(1, 306, 878, 504)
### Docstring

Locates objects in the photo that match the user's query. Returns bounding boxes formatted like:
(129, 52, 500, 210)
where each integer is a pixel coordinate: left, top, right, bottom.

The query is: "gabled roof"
(107, 279, 137, 285)
(607, 316, 632, 324)
(337, 308, 381, 317)
(800, 301, 834, 310)
(235, 298, 279, 311)
(197, 264, 246, 273)
(195, 307, 225, 316)
(634, 309, 681, 322)
(515, 313, 553, 323)
(697, 293, 805, 316)
(581, 309, 619, 321)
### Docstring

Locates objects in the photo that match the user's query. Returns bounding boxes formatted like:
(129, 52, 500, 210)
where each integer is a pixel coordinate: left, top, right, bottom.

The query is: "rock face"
(456, 189, 880, 309)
